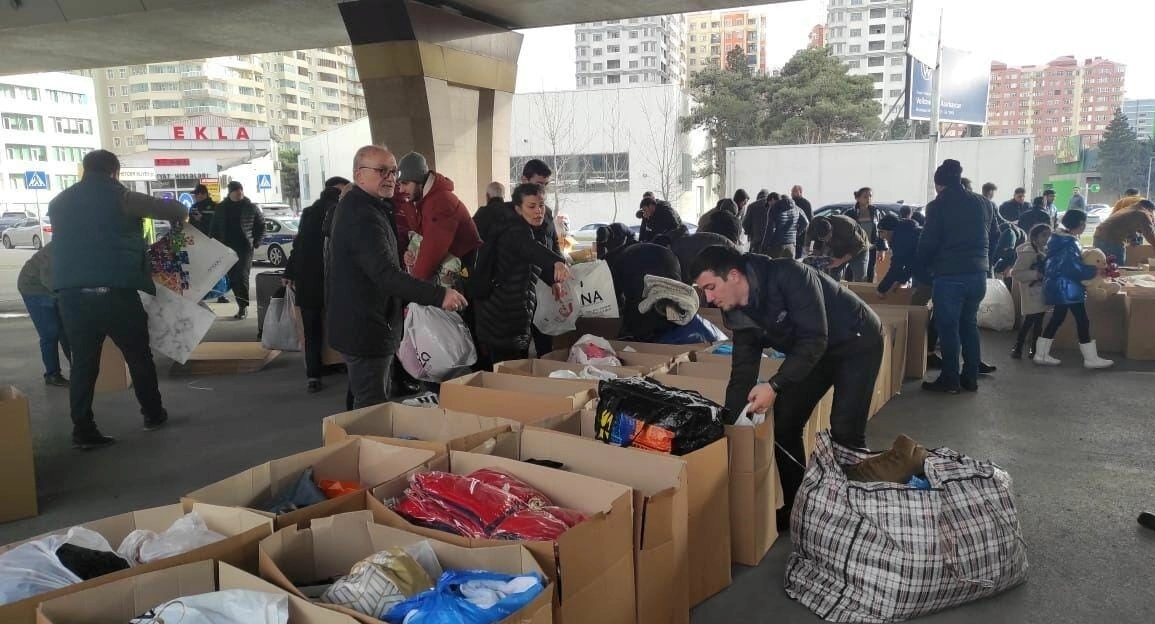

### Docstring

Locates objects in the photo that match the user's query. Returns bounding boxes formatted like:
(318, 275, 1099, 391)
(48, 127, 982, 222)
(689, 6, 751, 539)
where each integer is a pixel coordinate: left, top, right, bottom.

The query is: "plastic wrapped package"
(320, 548, 435, 618)
(567, 335, 623, 367)
(595, 377, 727, 456)
(129, 589, 289, 624)
(409, 472, 524, 530)
(384, 570, 545, 624)
(466, 469, 552, 510)
(490, 509, 571, 542)
(117, 511, 228, 566)
(539, 506, 587, 529)
(392, 491, 488, 539)
(0, 527, 116, 606)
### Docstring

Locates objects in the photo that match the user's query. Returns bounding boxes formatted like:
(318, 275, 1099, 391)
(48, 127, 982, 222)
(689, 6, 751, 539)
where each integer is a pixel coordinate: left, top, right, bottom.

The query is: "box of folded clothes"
(322, 403, 536, 454)
(370, 451, 635, 624)
(438, 372, 597, 424)
(183, 438, 445, 530)
(0, 503, 272, 624)
(494, 359, 652, 379)
(258, 511, 552, 624)
(37, 559, 356, 624)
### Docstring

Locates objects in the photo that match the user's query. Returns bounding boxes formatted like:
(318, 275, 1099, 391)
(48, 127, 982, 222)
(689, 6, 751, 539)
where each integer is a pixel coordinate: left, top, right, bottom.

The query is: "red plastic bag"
(409, 472, 523, 530)
(467, 469, 553, 510)
(317, 479, 363, 499)
(491, 508, 571, 541)
(393, 489, 487, 538)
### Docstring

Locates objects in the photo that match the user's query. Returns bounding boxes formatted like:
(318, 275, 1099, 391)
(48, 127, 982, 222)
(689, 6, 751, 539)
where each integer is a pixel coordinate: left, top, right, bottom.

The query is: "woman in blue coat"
(1034, 210, 1114, 368)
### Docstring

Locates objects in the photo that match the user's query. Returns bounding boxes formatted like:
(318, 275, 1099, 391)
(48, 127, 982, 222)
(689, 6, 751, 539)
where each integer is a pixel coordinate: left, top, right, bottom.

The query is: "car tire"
(267, 244, 285, 267)
(1, 236, 10, 249)
(32, 235, 41, 250)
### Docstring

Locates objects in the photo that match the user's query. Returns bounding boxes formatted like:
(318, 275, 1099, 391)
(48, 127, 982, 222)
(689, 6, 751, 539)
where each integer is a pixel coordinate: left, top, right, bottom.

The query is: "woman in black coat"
(474, 183, 570, 365)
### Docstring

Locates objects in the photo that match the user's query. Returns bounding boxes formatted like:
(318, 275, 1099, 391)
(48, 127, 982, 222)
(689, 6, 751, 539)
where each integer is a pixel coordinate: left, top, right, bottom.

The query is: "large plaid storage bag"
(785, 432, 1028, 622)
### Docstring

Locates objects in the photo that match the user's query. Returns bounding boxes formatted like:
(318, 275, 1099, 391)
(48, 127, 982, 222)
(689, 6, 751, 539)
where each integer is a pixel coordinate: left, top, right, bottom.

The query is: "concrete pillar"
(340, 0, 522, 206)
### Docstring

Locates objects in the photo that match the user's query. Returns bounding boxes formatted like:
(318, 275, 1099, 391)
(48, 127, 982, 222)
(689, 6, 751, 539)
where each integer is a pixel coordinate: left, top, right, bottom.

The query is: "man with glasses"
(326, 145, 467, 408)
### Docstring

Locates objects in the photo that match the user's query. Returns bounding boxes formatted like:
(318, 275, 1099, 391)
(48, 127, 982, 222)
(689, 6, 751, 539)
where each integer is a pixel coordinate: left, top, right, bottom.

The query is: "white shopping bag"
(130, 589, 289, 624)
(571, 261, 619, 318)
(398, 303, 477, 382)
(149, 226, 238, 302)
(978, 278, 1015, 331)
(261, 289, 301, 352)
(139, 287, 217, 364)
(533, 277, 579, 336)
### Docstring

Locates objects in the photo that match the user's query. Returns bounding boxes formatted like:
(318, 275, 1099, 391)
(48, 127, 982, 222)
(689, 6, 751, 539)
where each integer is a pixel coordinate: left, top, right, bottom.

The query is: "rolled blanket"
(638, 274, 700, 325)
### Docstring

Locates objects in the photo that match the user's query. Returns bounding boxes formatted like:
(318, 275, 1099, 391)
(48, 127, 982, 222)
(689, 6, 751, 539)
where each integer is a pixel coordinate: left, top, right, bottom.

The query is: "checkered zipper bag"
(784, 432, 1028, 622)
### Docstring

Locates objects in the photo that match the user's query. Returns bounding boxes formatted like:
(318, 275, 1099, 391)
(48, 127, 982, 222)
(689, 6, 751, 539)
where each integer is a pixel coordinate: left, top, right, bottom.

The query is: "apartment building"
(1122, 99, 1155, 140)
(824, 0, 910, 115)
(573, 15, 687, 88)
(685, 9, 769, 75)
(808, 24, 828, 49)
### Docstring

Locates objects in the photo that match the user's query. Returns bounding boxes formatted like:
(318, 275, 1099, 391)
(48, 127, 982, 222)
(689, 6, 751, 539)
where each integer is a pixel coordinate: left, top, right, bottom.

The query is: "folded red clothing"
(409, 471, 524, 530)
(392, 489, 487, 538)
(490, 507, 572, 541)
(541, 506, 587, 528)
(467, 468, 553, 510)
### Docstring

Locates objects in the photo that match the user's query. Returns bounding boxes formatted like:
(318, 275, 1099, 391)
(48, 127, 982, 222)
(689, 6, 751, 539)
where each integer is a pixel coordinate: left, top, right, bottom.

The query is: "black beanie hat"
(934, 159, 963, 186)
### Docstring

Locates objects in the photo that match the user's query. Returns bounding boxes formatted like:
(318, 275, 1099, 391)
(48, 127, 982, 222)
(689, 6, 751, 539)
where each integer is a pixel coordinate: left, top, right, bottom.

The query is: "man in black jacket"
(691, 244, 882, 527)
(189, 184, 216, 235)
(211, 181, 264, 319)
(472, 181, 506, 242)
(791, 185, 813, 220)
(638, 196, 682, 243)
(327, 146, 466, 409)
(917, 159, 998, 394)
(284, 176, 349, 393)
(741, 189, 772, 251)
(999, 187, 1031, 223)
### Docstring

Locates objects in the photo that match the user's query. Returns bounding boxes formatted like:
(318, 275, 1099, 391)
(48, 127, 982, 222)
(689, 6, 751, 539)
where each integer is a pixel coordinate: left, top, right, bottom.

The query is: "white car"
(572, 222, 608, 243)
(255, 216, 298, 267)
(1, 217, 51, 249)
(1085, 204, 1110, 227)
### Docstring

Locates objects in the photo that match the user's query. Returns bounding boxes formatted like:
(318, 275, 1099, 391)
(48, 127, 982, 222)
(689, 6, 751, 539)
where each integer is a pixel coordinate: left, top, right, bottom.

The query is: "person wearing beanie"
(210, 180, 264, 319)
(189, 183, 217, 236)
(283, 175, 350, 393)
(396, 151, 482, 288)
(916, 159, 1000, 394)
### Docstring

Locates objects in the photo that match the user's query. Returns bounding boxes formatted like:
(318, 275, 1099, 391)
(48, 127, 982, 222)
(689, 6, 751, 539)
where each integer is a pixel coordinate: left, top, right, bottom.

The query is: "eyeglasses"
(358, 166, 399, 178)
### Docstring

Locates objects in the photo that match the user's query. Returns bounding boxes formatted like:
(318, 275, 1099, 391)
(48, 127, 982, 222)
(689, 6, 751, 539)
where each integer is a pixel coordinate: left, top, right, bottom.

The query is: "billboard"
(907, 47, 991, 126)
(907, 0, 945, 67)
(1055, 135, 1083, 164)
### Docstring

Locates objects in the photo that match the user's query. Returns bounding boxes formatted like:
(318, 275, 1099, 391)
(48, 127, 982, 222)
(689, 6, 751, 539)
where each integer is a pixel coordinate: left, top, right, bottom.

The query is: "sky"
(516, 0, 1155, 99)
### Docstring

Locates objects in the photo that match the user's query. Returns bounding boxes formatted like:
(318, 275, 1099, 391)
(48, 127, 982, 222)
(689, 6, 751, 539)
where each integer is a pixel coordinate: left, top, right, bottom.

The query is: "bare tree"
(532, 89, 592, 214)
(638, 87, 686, 208)
(603, 87, 629, 223)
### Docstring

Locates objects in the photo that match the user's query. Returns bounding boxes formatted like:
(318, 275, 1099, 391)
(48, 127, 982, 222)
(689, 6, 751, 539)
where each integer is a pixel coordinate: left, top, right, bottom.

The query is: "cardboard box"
(667, 358, 783, 382)
(0, 386, 36, 523)
(170, 342, 281, 376)
(495, 426, 690, 624)
(258, 512, 551, 624)
(649, 373, 780, 567)
(438, 372, 597, 424)
(563, 410, 731, 606)
(37, 560, 356, 624)
(1125, 294, 1155, 360)
(321, 403, 532, 453)
(1050, 292, 1126, 353)
(609, 340, 709, 357)
(872, 306, 909, 398)
(183, 438, 445, 529)
(95, 337, 130, 392)
(873, 304, 930, 380)
(551, 317, 626, 353)
(2, 503, 273, 624)
(697, 307, 734, 339)
(372, 451, 636, 624)
(690, 347, 783, 367)
(845, 281, 914, 305)
(1126, 244, 1155, 267)
(540, 347, 683, 373)
(494, 358, 652, 378)
(868, 323, 894, 419)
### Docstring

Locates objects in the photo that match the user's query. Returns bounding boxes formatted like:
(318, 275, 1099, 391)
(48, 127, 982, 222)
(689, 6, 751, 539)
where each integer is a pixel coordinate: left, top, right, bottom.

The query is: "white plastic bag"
(547, 365, 621, 381)
(399, 303, 477, 382)
(0, 527, 115, 606)
(567, 334, 623, 368)
(732, 403, 766, 428)
(261, 289, 301, 351)
(570, 261, 620, 318)
(130, 589, 288, 624)
(117, 511, 228, 566)
(533, 278, 578, 336)
(978, 278, 1015, 331)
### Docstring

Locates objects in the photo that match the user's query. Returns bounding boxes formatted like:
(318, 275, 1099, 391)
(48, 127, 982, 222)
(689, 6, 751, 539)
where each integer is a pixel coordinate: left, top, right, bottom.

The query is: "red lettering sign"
(165, 126, 255, 141)
(172, 126, 185, 140)
(236, 127, 250, 140)
(216, 127, 227, 140)
(194, 126, 208, 140)
(154, 158, 190, 167)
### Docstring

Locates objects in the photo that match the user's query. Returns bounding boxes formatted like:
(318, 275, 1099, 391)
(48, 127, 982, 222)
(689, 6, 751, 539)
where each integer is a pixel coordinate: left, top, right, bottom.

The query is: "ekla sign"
(145, 124, 271, 143)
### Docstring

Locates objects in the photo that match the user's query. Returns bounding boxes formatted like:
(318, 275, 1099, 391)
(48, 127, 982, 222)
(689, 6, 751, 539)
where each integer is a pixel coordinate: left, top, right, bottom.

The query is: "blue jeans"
(1093, 239, 1126, 265)
(23, 294, 70, 377)
(932, 273, 987, 385)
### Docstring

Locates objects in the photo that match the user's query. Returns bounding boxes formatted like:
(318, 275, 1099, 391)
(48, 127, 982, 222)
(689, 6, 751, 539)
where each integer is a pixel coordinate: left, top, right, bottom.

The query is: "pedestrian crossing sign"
(256, 174, 273, 191)
(24, 171, 48, 190)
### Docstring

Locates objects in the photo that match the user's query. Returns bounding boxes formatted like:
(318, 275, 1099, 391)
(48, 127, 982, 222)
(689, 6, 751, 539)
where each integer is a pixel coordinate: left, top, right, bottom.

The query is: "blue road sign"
(160, 192, 175, 201)
(256, 174, 273, 191)
(178, 193, 194, 208)
(24, 171, 48, 190)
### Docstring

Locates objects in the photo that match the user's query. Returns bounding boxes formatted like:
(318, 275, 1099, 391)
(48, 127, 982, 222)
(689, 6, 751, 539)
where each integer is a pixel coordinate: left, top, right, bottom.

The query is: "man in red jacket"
(396, 152, 482, 283)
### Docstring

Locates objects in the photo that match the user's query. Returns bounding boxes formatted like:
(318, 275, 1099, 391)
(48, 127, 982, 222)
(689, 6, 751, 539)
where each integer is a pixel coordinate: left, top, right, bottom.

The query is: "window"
(130, 83, 149, 93)
(125, 136, 134, 147)
(869, 72, 883, 83)
(629, 46, 638, 53)
(47, 90, 87, 105)
(6, 144, 48, 161)
(593, 77, 603, 85)
(868, 40, 884, 51)
(593, 48, 603, 56)
(121, 86, 130, 96)
(151, 82, 179, 92)
(629, 60, 639, 69)
(577, 77, 587, 86)
(890, 89, 904, 97)
(873, 89, 883, 98)
(607, 75, 621, 84)
(111, 120, 120, 131)
(53, 146, 92, 162)
(849, 44, 861, 53)
(2, 113, 43, 132)
(690, 46, 696, 53)
(576, 33, 586, 42)
(607, 60, 620, 69)
(51, 117, 93, 134)
(867, 57, 884, 67)
(870, 7, 886, 18)
(608, 30, 619, 39)
(119, 68, 127, 79)
(848, 60, 861, 69)
(892, 24, 905, 34)
(607, 45, 620, 53)
(592, 34, 603, 42)
(891, 41, 904, 49)
(891, 56, 904, 66)
(850, 28, 861, 37)
(152, 99, 180, 109)
(106, 69, 115, 79)
(890, 72, 903, 81)
(850, 12, 862, 21)
(630, 30, 638, 38)
(107, 86, 116, 97)
(576, 47, 587, 57)
(593, 62, 603, 71)
(56, 174, 79, 190)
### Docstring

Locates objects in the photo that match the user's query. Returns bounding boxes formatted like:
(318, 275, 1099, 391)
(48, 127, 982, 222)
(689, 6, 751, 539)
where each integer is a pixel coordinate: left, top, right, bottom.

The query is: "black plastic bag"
(595, 377, 726, 456)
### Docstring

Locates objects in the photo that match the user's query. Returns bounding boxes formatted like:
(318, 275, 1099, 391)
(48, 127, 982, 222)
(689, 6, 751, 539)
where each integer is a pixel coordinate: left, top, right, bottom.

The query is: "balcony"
(185, 105, 228, 116)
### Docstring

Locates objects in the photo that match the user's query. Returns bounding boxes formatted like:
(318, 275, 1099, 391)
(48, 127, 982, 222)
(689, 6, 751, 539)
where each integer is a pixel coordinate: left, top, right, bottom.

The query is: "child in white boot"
(1035, 209, 1113, 369)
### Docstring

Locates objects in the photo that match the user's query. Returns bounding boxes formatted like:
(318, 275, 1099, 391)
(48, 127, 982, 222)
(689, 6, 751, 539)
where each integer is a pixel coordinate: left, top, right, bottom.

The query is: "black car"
(813, 202, 924, 220)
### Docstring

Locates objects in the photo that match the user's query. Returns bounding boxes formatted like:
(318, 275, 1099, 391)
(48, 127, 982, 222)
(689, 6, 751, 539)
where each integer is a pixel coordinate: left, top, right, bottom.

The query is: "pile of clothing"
(311, 538, 544, 624)
(391, 469, 586, 541)
(259, 467, 363, 515)
(567, 334, 623, 367)
(594, 377, 726, 456)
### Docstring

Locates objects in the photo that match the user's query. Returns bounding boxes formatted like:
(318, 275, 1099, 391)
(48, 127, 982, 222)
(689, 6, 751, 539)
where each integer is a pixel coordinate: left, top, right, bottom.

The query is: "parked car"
(0, 211, 31, 235)
(813, 202, 925, 221)
(1085, 204, 1110, 228)
(573, 221, 696, 243)
(1, 217, 51, 249)
(255, 216, 297, 267)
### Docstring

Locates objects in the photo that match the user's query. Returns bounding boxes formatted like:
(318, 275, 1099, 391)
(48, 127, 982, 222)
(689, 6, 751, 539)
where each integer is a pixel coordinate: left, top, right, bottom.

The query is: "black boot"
(1138, 512, 1155, 531)
(1010, 344, 1023, 360)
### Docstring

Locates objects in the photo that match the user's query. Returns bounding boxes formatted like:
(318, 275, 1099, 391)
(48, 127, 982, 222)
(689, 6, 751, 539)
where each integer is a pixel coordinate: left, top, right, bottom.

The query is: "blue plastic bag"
(385, 570, 545, 624)
(657, 315, 727, 345)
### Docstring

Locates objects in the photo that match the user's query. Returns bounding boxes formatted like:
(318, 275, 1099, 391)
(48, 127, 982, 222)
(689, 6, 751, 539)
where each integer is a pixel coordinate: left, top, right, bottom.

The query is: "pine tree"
(1098, 108, 1147, 197)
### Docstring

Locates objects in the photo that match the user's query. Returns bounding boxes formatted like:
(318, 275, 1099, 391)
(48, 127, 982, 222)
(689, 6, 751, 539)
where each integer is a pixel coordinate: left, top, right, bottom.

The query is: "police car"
(255, 216, 298, 267)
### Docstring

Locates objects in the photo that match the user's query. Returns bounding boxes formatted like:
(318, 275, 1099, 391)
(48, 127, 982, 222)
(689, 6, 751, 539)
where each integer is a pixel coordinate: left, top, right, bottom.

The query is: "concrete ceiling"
(0, 0, 794, 75)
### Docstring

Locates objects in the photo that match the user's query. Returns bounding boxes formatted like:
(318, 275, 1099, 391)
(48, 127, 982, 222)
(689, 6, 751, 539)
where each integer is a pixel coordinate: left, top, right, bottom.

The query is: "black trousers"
(227, 248, 253, 308)
(481, 344, 529, 371)
(1016, 312, 1045, 348)
(1043, 303, 1091, 343)
(57, 288, 165, 436)
(910, 282, 938, 354)
(774, 326, 884, 513)
(530, 325, 553, 358)
(300, 307, 324, 379)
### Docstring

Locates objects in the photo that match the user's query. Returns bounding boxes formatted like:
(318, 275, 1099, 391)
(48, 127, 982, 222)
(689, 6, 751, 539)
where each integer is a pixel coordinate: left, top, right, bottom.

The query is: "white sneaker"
(401, 392, 439, 408)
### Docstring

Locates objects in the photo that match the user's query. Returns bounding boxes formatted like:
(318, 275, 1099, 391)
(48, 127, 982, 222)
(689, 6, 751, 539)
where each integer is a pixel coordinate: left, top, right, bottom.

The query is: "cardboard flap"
(439, 372, 596, 423)
(347, 439, 439, 488)
(220, 562, 359, 624)
(517, 428, 684, 497)
(36, 560, 217, 623)
(186, 502, 273, 536)
(186, 442, 353, 508)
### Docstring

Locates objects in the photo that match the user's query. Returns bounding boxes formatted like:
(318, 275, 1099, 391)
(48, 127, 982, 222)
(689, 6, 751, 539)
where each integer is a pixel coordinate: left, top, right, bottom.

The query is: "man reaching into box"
(691, 244, 883, 530)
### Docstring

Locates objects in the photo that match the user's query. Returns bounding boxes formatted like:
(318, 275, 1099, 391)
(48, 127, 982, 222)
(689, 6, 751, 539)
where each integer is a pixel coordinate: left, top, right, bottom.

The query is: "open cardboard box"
(844, 281, 914, 305)
(258, 512, 552, 624)
(371, 451, 636, 624)
(1050, 291, 1126, 353)
(37, 560, 356, 624)
(553, 408, 730, 606)
(183, 438, 445, 530)
(1126, 244, 1155, 267)
(0, 386, 36, 524)
(872, 308, 908, 399)
(170, 342, 281, 376)
(321, 403, 536, 453)
(668, 358, 783, 382)
(438, 372, 597, 424)
(873, 303, 930, 380)
(540, 347, 682, 373)
(2, 503, 273, 624)
(494, 358, 652, 379)
(494, 426, 690, 624)
(1125, 293, 1155, 360)
(649, 373, 781, 567)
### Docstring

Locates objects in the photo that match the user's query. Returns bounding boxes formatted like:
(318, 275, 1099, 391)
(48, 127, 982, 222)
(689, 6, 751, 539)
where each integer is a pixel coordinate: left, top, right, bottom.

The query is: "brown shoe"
(844, 435, 929, 484)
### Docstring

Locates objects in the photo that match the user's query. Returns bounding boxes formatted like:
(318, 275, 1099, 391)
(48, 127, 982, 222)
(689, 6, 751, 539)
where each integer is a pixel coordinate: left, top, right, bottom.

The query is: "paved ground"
(1, 299, 1154, 622)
